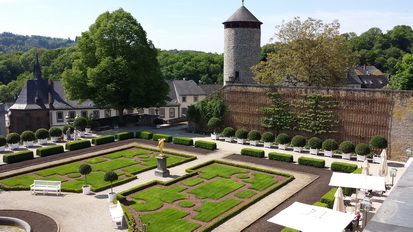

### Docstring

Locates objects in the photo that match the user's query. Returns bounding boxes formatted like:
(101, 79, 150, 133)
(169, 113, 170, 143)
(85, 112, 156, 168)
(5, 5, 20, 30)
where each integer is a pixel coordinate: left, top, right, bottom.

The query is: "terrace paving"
(0, 124, 407, 232)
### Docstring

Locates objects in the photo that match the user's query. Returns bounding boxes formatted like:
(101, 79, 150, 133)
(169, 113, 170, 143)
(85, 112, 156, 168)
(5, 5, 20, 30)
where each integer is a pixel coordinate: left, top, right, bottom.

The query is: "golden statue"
(157, 138, 165, 156)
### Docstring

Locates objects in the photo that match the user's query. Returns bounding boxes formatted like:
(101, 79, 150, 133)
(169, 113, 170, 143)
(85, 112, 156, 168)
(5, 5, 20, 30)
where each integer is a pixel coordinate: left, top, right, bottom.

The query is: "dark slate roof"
(356, 65, 380, 75)
(173, 80, 206, 96)
(358, 75, 389, 89)
(199, 84, 223, 96)
(165, 80, 180, 107)
(50, 81, 95, 110)
(223, 6, 262, 24)
(347, 70, 363, 85)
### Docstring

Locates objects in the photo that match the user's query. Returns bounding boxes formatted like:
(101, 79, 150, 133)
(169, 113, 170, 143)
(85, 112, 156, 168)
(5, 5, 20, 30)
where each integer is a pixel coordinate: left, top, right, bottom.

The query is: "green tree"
(62, 9, 169, 124)
(252, 17, 356, 86)
(0, 85, 14, 102)
(390, 54, 413, 90)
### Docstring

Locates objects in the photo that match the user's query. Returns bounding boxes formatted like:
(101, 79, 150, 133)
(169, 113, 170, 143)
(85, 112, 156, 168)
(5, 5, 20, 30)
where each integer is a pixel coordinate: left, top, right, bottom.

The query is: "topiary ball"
(322, 139, 338, 151)
(221, 127, 235, 137)
(339, 141, 355, 154)
(74, 116, 88, 131)
(262, 132, 275, 143)
(78, 164, 92, 175)
(49, 127, 63, 137)
(247, 130, 261, 141)
(355, 143, 371, 156)
(21, 130, 36, 142)
(104, 171, 119, 182)
(207, 117, 221, 129)
(308, 137, 322, 149)
(35, 128, 50, 140)
(276, 133, 291, 144)
(235, 129, 248, 139)
(0, 135, 6, 146)
(291, 135, 306, 147)
(6, 133, 21, 144)
(369, 135, 388, 149)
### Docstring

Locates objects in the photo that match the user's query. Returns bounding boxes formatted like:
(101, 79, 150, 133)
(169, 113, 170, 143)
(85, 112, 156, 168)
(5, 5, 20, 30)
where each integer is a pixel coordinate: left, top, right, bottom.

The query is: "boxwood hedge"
(136, 131, 153, 139)
(331, 162, 358, 173)
(298, 157, 325, 168)
(268, 152, 293, 163)
(65, 140, 91, 151)
(3, 150, 34, 164)
(172, 137, 193, 146)
(241, 148, 265, 158)
(153, 134, 173, 142)
(36, 145, 64, 157)
(115, 132, 134, 141)
(320, 187, 337, 209)
(194, 140, 216, 150)
(92, 135, 115, 145)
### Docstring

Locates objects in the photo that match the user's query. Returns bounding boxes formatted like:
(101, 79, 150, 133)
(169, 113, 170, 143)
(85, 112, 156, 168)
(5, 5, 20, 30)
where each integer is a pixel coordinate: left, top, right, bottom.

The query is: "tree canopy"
(390, 54, 413, 90)
(253, 17, 356, 87)
(62, 8, 169, 123)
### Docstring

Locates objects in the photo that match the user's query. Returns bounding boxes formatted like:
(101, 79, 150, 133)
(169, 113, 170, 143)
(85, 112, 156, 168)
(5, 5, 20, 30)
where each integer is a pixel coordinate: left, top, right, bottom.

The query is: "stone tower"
(223, 4, 262, 85)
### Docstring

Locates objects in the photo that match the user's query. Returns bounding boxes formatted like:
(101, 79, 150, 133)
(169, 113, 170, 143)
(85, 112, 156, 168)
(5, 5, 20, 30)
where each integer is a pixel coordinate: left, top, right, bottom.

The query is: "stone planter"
(237, 138, 246, 144)
(373, 155, 381, 164)
(79, 131, 85, 137)
(263, 142, 272, 148)
(0, 145, 5, 152)
(23, 141, 34, 147)
(51, 136, 59, 142)
(108, 192, 117, 202)
(38, 138, 48, 145)
(249, 140, 258, 146)
(85, 128, 91, 133)
(224, 137, 233, 143)
(357, 155, 366, 162)
(9, 143, 19, 150)
(293, 147, 303, 153)
(82, 185, 91, 195)
(310, 148, 319, 155)
(210, 133, 219, 140)
(342, 153, 351, 160)
(156, 125, 161, 129)
(278, 144, 287, 150)
(324, 150, 333, 157)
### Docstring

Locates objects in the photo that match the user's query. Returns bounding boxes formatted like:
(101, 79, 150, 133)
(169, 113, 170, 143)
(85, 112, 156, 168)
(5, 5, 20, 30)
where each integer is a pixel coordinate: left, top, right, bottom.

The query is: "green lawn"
(92, 158, 139, 172)
(235, 190, 257, 199)
(178, 201, 196, 208)
(197, 164, 249, 180)
(104, 149, 152, 159)
(243, 172, 278, 191)
(140, 208, 200, 232)
(35, 162, 83, 177)
(85, 157, 107, 164)
(0, 175, 67, 187)
(193, 198, 242, 222)
(130, 185, 188, 211)
(188, 179, 245, 200)
(181, 178, 204, 187)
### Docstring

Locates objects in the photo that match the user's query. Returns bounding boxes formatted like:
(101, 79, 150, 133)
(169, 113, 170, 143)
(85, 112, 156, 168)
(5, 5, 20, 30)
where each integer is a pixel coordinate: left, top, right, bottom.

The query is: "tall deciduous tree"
(390, 54, 413, 90)
(252, 17, 356, 87)
(62, 9, 169, 124)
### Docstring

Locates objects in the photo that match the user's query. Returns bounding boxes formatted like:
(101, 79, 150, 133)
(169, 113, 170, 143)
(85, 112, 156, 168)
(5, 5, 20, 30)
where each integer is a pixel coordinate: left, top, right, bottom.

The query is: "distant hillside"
(0, 32, 76, 53)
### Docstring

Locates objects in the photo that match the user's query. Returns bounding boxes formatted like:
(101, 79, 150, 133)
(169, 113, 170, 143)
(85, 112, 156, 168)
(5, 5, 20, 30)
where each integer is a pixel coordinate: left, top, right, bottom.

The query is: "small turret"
(33, 53, 42, 80)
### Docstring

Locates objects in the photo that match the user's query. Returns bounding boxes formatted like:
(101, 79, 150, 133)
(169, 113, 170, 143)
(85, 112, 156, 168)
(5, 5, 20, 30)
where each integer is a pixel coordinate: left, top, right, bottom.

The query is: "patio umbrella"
(362, 159, 370, 176)
(333, 187, 346, 212)
(378, 149, 388, 177)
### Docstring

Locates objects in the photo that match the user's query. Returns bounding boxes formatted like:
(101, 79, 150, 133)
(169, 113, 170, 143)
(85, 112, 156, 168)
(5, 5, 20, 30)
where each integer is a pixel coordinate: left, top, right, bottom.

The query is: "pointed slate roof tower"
(33, 53, 42, 80)
(223, 3, 262, 85)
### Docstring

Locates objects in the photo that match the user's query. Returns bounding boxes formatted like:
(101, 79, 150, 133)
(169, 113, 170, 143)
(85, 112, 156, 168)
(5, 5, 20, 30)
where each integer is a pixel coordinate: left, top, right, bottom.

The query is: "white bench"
(109, 202, 124, 228)
(30, 180, 61, 195)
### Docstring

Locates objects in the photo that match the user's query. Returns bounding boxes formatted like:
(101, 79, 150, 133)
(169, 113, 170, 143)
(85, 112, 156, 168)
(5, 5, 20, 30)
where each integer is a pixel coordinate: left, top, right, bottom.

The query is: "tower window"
(235, 71, 240, 82)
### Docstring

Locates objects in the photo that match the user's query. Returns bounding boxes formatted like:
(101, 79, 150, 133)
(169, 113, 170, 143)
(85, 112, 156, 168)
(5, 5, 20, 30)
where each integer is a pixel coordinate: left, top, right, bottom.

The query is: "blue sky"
(1, 0, 412, 53)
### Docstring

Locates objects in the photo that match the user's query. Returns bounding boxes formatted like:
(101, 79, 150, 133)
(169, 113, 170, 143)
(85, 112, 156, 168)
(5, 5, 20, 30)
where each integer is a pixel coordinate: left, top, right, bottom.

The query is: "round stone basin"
(0, 217, 31, 232)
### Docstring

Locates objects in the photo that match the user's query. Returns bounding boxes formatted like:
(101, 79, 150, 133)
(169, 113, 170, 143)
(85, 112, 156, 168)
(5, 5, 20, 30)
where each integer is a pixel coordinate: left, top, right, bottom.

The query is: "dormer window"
(182, 96, 186, 102)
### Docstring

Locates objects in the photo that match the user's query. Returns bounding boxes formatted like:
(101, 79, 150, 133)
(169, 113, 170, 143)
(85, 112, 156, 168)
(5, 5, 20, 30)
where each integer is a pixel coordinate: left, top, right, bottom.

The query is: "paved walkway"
(0, 125, 407, 232)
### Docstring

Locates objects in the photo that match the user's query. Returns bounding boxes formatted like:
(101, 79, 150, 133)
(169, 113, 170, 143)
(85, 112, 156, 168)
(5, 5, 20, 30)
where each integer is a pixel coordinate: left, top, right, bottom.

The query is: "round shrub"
(207, 117, 221, 133)
(104, 171, 119, 193)
(6, 133, 20, 144)
(74, 116, 88, 131)
(0, 135, 6, 146)
(221, 127, 235, 137)
(35, 128, 49, 140)
(291, 135, 306, 147)
(63, 125, 74, 134)
(369, 135, 388, 149)
(235, 129, 248, 139)
(322, 139, 338, 151)
(262, 132, 275, 143)
(276, 133, 291, 144)
(78, 163, 92, 186)
(308, 137, 322, 149)
(355, 143, 370, 156)
(153, 118, 164, 125)
(247, 130, 261, 141)
(339, 141, 355, 153)
(21, 130, 36, 141)
(49, 127, 63, 137)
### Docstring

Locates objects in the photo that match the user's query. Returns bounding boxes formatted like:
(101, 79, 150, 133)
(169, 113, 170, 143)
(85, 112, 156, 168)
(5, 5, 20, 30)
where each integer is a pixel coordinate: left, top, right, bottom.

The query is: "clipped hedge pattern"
(136, 131, 153, 139)
(298, 157, 325, 168)
(172, 137, 193, 146)
(320, 187, 337, 209)
(194, 140, 217, 150)
(115, 132, 134, 141)
(152, 133, 173, 142)
(241, 148, 265, 158)
(92, 135, 115, 145)
(3, 150, 34, 164)
(36, 145, 64, 157)
(331, 162, 358, 173)
(268, 152, 293, 163)
(65, 140, 91, 151)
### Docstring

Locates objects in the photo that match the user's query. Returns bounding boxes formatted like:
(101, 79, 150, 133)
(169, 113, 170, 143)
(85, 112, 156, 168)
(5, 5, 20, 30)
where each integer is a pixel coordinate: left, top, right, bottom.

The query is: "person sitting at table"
(345, 211, 361, 231)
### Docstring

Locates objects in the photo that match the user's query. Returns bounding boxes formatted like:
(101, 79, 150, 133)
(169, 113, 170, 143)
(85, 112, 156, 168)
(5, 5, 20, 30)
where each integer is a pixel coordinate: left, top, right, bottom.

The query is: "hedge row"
(36, 145, 64, 157)
(268, 152, 294, 163)
(194, 140, 217, 150)
(3, 150, 34, 164)
(320, 187, 337, 209)
(172, 137, 193, 146)
(92, 135, 115, 145)
(153, 134, 173, 142)
(331, 161, 358, 173)
(136, 131, 153, 139)
(65, 140, 91, 151)
(240, 148, 265, 158)
(115, 132, 134, 141)
(297, 157, 325, 168)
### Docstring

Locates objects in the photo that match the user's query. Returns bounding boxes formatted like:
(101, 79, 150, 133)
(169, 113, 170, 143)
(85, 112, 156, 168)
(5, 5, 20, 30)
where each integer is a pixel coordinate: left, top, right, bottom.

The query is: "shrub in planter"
(74, 116, 88, 131)
(104, 171, 118, 194)
(36, 145, 64, 157)
(207, 117, 221, 134)
(221, 127, 235, 138)
(173, 137, 193, 146)
(79, 164, 92, 187)
(63, 125, 74, 134)
(355, 143, 370, 156)
(369, 135, 388, 149)
(6, 133, 20, 144)
(291, 135, 306, 147)
(0, 135, 6, 146)
(194, 140, 217, 150)
(339, 141, 355, 153)
(331, 162, 358, 173)
(276, 133, 291, 145)
(308, 137, 322, 149)
(235, 129, 248, 139)
(3, 150, 33, 164)
(247, 130, 261, 141)
(268, 152, 293, 163)
(262, 132, 275, 143)
(49, 127, 63, 137)
(241, 148, 265, 158)
(35, 128, 49, 140)
(322, 139, 338, 151)
(21, 130, 36, 141)
(298, 157, 325, 168)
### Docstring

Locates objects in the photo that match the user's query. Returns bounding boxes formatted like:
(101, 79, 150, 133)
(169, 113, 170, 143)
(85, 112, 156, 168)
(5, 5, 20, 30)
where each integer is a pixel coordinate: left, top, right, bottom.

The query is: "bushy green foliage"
(221, 127, 235, 137)
(6, 132, 20, 144)
(115, 132, 134, 140)
(261, 132, 275, 143)
(20, 130, 35, 141)
(247, 130, 261, 141)
(313, 202, 328, 208)
(92, 135, 115, 145)
(63, 125, 74, 134)
(73, 116, 88, 130)
(35, 128, 49, 140)
(369, 135, 388, 149)
(281, 228, 299, 232)
(79, 163, 92, 186)
(355, 143, 370, 156)
(207, 117, 221, 133)
(65, 140, 91, 151)
(3, 150, 33, 164)
(172, 137, 193, 146)
(291, 135, 306, 147)
(276, 133, 291, 144)
(268, 152, 293, 163)
(322, 139, 338, 151)
(320, 188, 337, 209)
(0, 135, 6, 146)
(49, 127, 63, 137)
(339, 141, 355, 153)
(153, 134, 173, 142)
(308, 137, 322, 149)
(331, 162, 358, 173)
(104, 171, 119, 193)
(36, 145, 64, 157)
(240, 148, 265, 158)
(298, 157, 325, 168)
(136, 131, 153, 139)
(194, 140, 217, 150)
(235, 129, 248, 139)
(187, 95, 226, 125)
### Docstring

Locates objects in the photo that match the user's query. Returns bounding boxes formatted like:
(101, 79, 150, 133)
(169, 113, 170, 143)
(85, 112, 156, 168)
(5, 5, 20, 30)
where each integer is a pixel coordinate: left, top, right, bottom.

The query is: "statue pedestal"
(155, 156, 170, 177)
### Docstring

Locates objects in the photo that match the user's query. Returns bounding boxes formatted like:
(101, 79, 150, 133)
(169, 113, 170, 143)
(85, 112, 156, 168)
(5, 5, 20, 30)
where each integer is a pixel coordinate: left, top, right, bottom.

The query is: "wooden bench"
(109, 202, 124, 228)
(30, 180, 61, 195)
